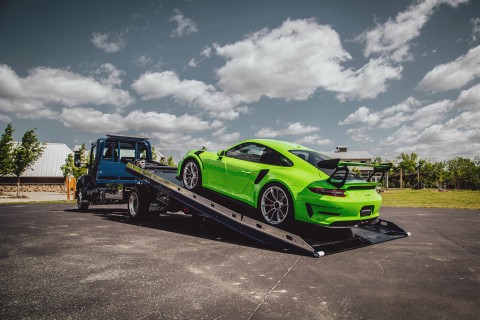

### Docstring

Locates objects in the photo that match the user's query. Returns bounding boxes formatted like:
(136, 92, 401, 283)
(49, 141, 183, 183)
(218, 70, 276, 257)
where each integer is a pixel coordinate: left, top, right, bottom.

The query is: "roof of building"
(322, 150, 374, 160)
(22, 143, 73, 177)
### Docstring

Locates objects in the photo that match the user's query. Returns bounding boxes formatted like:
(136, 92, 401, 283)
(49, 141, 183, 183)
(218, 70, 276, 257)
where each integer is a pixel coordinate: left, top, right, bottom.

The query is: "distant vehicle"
(178, 139, 391, 228)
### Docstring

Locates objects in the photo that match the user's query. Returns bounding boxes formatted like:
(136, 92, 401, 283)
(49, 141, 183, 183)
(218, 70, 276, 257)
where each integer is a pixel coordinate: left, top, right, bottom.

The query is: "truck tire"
(76, 184, 89, 212)
(128, 186, 151, 220)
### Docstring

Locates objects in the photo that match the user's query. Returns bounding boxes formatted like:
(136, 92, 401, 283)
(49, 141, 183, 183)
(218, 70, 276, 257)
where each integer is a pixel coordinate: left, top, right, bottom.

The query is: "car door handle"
(241, 170, 251, 174)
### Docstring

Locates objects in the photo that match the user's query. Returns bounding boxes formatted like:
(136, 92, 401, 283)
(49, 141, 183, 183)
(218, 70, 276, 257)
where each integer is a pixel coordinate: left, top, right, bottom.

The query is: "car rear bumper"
(294, 188, 382, 227)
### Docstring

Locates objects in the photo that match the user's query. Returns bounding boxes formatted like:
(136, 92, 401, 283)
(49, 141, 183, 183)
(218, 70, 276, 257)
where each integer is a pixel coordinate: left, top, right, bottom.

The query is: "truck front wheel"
(76, 184, 89, 212)
(128, 186, 150, 220)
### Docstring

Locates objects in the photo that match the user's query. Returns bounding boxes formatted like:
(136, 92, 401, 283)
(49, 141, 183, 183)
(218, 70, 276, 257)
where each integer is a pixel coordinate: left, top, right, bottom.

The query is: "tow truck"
(75, 135, 409, 257)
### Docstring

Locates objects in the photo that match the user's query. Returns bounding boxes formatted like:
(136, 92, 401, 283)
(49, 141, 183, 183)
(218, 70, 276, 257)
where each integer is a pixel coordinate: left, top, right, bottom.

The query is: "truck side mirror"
(217, 150, 225, 159)
(74, 152, 81, 167)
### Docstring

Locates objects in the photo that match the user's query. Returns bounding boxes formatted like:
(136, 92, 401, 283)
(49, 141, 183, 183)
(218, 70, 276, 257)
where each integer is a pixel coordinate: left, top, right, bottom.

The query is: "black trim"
(305, 203, 314, 218)
(347, 185, 376, 190)
(254, 169, 269, 184)
(194, 150, 205, 156)
(326, 166, 350, 188)
(366, 163, 392, 182)
(317, 159, 341, 169)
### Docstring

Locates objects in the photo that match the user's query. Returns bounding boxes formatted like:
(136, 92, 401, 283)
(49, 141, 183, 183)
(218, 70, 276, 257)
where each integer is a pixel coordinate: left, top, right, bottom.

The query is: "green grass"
(380, 188, 480, 210)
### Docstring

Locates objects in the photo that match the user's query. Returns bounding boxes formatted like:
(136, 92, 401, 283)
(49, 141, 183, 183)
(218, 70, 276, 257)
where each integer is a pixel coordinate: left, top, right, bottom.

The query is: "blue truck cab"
(75, 135, 154, 211)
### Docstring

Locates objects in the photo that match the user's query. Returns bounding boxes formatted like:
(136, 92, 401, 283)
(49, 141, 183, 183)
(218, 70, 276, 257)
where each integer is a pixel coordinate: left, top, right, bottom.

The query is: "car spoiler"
(317, 159, 392, 188)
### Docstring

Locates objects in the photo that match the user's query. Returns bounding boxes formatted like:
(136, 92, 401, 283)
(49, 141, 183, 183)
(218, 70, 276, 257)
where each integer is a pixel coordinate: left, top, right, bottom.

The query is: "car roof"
(243, 139, 315, 152)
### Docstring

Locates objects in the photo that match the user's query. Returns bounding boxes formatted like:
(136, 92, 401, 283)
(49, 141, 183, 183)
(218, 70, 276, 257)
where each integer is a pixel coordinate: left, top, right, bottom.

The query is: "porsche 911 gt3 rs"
(177, 139, 390, 228)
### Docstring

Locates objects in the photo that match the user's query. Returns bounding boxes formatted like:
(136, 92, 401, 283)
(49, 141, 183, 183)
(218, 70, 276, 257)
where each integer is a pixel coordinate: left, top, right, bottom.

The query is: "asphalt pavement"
(0, 204, 478, 320)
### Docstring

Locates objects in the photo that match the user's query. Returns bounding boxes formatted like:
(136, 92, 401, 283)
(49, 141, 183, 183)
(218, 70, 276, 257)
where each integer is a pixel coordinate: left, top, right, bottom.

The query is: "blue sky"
(0, 0, 479, 161)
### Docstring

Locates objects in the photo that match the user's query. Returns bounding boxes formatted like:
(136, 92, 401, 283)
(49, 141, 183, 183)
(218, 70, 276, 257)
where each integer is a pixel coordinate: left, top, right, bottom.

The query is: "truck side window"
(103, 145, 117, 161)
(91, 144, 97, 165)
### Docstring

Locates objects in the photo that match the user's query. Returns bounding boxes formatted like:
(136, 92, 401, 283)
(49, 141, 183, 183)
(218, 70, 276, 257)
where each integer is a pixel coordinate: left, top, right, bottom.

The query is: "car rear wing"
(317, 159, 392, 188)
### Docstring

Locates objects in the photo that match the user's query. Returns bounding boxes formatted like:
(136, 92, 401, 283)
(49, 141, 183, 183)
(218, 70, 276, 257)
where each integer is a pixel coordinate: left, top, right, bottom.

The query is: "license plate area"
(360, 206, 373, 217)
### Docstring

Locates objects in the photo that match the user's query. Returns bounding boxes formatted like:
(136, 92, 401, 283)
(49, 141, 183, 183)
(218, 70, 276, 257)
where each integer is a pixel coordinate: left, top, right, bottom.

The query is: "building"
(0, 143, 73, 184)
(322, 146, 376, 177)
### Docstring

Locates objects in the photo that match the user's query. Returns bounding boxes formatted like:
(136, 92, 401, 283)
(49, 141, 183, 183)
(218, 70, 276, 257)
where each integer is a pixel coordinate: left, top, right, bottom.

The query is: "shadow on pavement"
(63, 207, 291, 254)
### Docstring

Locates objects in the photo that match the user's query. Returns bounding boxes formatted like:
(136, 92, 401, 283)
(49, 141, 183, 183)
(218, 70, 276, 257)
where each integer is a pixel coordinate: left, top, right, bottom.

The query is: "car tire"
(182, 159, 202, 191)
(258, 183, 294, 227)
(128, 186, 150, 220)
(76, 184, 89, 212)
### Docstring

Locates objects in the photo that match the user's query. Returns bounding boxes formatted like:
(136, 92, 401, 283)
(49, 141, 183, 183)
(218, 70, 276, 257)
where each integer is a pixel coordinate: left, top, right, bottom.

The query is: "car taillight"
(309, 187, 346, 197)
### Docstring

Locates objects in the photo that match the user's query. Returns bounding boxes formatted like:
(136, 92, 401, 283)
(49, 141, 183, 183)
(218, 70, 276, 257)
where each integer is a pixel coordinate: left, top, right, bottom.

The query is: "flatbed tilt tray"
(126, 161, 410, 258)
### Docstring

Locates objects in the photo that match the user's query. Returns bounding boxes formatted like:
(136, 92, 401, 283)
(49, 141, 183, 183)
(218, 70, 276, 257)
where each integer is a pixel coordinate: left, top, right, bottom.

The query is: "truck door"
(88, 142, 99, 179)
(97, 140, 124, 180)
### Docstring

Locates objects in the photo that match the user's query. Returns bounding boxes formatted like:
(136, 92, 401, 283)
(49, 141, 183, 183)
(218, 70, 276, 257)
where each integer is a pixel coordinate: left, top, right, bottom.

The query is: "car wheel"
(128, 186, 150, 220)
(182, 159, 202, 191)
(76, 184, 89, 212)
(259, 183, 293, 227)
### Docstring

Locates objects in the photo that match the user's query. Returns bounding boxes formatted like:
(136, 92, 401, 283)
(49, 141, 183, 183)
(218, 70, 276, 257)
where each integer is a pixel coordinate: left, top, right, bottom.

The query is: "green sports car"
(177, 139, 391, 228)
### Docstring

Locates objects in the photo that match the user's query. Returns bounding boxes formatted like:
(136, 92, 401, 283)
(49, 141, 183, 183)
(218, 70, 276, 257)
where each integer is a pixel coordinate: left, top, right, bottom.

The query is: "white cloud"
(339, 97, 421, 128)
(91, 32, 127, 53)
(212, 127, 241, 143)
(0, 64, 133, 119)
(169, 9, 198, 38)
(357, 85, 480, 160)
(187, 58, 198, 68)
(455, 83, 480, 110)
(0, 114, 11, 122)
(254, 122, 319, 138)
(284, 122, 319, 135)
(132, 71, 245, 120)
(295, 134, 333, 146)
(346, 127, 373, 143)
(133, 54, 162, 70)
(214, 18, 401, 103)
(418, 45, 480, 92)
(59, 108, 215, 134)
(472, 17, 480, 41)
(255, 127, 281, 138)
(357, 0, 468, 62)
(60, 108, 125, 134)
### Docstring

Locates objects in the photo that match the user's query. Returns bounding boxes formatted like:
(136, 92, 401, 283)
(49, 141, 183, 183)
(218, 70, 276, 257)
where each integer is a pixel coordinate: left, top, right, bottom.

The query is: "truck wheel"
(182, 159, 202, 191)
(76, 184, 89, 212)
(128, 186, 150, 220)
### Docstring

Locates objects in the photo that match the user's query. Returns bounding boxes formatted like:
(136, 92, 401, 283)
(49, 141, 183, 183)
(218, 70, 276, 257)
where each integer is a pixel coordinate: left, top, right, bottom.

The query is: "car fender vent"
(254, 169, 269, 184)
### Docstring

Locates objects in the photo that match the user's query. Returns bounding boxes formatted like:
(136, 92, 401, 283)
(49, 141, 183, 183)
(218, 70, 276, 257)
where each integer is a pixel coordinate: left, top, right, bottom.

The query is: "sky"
(0, 0, 479, 162)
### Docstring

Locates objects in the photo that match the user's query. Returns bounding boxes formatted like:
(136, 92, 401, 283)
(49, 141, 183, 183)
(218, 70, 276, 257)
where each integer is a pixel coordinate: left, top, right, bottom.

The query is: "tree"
(151, 146, 158, 161)
(60, 144, 88, 179)
(166, 155, 176, 167)
(397, 152, 418, 188)
(420, 161, 445, 188)
(445, 157, 477, 189)
(11, 129, 45, 197)
(0, 123, 15, 177)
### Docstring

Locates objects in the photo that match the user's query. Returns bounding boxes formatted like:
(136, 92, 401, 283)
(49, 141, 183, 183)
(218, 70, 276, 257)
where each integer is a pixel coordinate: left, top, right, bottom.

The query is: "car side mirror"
(217, 150, 225, 158)
(74, 152, 81, 167)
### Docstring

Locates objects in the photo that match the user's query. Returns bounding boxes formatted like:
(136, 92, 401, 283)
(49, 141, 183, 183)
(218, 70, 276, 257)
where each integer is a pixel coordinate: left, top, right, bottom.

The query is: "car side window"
(226, 143, 265, 163)
(259, 147, 293, 167)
